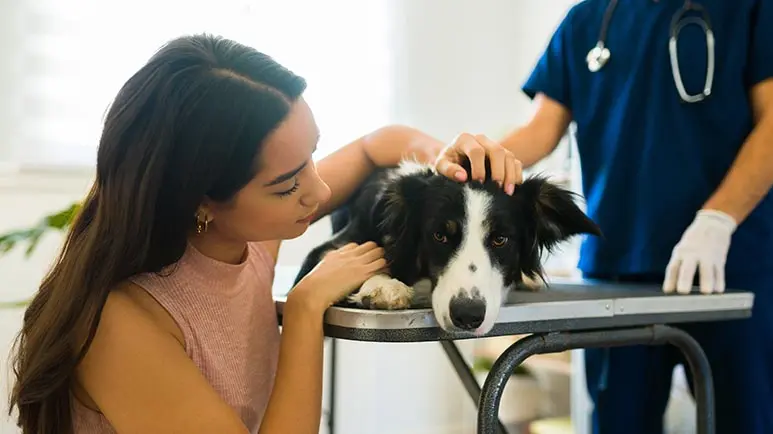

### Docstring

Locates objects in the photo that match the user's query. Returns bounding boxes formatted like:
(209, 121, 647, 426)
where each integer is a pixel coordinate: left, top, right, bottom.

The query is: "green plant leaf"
(0, 229, 37, 254)
(472, 356, 495, 372)
(0, 298, 32, 309)
(45, 203, 81, 229)
(24, 230, 45, 258)
(0, 201, 81, 258)
(472, 355, 533, 377)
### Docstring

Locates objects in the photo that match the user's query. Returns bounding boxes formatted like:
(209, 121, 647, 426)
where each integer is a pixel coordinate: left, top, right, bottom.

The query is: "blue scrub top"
(523, 0, 773, 277)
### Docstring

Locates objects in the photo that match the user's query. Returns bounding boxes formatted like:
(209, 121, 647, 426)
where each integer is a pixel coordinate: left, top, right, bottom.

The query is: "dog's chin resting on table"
(294, 159, 602, 336)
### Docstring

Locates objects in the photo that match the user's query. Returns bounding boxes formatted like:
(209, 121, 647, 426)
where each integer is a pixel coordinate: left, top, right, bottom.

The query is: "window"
(12, 0, 391, 167)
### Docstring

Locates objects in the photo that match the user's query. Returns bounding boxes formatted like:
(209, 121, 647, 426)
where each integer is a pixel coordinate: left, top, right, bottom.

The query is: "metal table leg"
(440, 341, 508, 434)
(477, 325, 715, 434)
(327, 338, 337, 434)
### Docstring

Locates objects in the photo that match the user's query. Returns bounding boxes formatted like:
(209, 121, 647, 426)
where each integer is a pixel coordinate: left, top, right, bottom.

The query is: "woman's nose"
(300, 169, 331, 207)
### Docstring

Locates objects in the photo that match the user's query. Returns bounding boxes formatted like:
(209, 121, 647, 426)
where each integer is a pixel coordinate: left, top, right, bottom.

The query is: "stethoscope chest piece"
(586, 43, 611, 72)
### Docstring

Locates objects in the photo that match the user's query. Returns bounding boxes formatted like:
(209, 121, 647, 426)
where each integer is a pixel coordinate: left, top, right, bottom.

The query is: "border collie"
(294, 158, 602, 335)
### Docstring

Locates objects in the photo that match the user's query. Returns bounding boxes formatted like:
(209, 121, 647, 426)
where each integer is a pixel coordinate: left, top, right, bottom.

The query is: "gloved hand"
(663, 209, 737, 294)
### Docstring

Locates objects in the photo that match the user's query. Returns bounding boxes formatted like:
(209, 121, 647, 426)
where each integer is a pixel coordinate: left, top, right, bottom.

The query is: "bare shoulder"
(118, 281, 185, 346)
(73, 283, 248, 434)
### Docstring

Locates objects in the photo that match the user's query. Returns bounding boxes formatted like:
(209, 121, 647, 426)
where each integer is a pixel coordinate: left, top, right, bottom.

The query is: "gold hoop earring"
(195, 213, 210, 234)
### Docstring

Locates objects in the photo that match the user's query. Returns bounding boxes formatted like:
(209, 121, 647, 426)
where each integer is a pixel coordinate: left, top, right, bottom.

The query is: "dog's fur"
(294, 158, 602, 335)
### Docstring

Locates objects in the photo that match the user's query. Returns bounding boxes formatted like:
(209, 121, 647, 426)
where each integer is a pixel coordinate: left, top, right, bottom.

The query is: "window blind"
(12, 0, 391, 167)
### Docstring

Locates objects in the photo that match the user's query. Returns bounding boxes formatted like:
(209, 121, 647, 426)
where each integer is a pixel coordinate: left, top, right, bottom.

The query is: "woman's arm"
(313, 124, 445, 220)
(77, 283, 340, 434)
(257, 296, 325, 434)
(499, 93, 572, 169)
(76, 288, 250, 434)
(260, 241, 386, 434)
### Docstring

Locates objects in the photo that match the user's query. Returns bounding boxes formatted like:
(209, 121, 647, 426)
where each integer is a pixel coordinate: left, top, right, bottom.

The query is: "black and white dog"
(294, 158, 602, 335)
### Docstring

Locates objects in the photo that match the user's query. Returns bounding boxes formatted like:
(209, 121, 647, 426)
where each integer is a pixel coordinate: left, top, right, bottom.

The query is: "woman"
(7, 33, 515, 434)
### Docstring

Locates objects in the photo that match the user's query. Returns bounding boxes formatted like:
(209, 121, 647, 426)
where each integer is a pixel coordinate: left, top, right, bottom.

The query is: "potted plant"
(472, 355, 543, 424)
(0, 201, 81, 308)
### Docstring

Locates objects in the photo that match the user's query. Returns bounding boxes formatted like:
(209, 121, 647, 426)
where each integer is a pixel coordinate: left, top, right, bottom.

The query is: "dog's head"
(377, 160, 602, 335)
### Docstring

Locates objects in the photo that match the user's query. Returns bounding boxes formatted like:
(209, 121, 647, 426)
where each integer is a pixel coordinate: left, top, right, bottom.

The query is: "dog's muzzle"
(449, 291, 486, 330)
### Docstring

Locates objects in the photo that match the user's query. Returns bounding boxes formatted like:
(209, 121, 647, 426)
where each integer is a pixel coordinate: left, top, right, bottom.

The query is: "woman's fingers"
(352, 241, 378, 252)
(336, 242, 359, 253)
(358, 245, 385, 263)
(365, 258, 388, 273)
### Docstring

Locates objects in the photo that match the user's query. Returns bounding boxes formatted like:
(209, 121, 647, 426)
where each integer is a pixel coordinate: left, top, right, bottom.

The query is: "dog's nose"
(449, 295, 486, 330)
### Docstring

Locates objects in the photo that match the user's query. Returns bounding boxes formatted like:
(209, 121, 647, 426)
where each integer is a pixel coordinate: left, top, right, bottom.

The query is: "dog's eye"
(433, 232, 448, 243)
(491, 236, 508, 247)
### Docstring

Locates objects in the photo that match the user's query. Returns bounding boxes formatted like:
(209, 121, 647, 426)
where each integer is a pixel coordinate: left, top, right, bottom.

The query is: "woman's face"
(201, 97, 332, 245)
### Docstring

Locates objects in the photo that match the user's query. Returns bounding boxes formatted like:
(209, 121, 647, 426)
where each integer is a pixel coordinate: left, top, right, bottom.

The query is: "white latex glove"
(663, 209, 737, 294)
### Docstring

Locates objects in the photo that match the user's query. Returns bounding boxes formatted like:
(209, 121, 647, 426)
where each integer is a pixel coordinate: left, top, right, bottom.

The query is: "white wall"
(0, 2, 579, 433)
(0, 2, 24, 162)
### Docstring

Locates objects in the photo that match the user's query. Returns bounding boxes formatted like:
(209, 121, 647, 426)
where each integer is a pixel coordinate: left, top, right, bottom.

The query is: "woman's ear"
(196, 194, 220, 222)
(195, 206, 213, 222)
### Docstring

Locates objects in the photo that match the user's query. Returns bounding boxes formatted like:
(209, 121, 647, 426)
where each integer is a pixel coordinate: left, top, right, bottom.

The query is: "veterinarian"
(435, 1, 773, 433)
(8, 34, 449, 434)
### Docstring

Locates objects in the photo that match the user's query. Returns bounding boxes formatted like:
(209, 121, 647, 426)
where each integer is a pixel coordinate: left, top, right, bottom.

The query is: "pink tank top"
(72, 242, 280, 433)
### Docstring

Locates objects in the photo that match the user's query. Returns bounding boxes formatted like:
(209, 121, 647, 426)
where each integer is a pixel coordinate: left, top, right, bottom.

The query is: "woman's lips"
(297, 212, 316, 224)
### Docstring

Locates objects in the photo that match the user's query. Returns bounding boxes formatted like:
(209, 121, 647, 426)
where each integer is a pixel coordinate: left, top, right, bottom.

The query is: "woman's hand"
(435, 133, 523, 195)
(290, 242, 386, 313)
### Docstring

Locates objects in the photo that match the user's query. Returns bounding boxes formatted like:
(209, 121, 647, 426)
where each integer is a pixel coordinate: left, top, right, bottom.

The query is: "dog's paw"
(517, 273, 546, 291)
(348, 274, 413, 310)
(410, 278, 433, 308)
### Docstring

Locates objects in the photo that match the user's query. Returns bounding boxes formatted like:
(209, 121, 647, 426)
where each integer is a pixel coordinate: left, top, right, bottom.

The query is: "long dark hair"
(8, 33, 306, 434)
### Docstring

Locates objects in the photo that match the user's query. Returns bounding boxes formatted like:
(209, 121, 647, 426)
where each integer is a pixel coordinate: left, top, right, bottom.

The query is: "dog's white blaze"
(390, 160, 434, 179)
(432, 187, 505, 335)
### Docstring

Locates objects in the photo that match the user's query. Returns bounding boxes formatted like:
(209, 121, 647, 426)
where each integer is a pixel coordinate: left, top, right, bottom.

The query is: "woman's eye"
(491, 236, 508, 247)
(433, 232, 448, 243)
(276, 180, 300, 197)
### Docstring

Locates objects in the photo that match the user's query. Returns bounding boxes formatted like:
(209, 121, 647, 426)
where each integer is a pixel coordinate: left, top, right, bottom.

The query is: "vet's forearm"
(703, 110, 773, 223)
(499, 124, 562, 169)
(258, 299, 325, 434)
(500, 93, 573, 169)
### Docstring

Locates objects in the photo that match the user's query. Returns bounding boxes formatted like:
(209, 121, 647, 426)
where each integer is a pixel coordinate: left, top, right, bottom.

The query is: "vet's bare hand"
(435, 133, 523, 195)
(291, 242, 387, 311)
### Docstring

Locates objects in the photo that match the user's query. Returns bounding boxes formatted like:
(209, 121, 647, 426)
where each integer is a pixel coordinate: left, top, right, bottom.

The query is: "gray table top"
(272, 267, 755, 342)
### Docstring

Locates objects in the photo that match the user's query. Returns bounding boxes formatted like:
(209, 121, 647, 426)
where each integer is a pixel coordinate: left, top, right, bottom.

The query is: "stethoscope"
(586, 0, 715, 103)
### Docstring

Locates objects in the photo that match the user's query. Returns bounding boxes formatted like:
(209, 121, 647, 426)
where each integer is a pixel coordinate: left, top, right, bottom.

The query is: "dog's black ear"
(515, 175, 602, 277)
(375, 168, 432, 281)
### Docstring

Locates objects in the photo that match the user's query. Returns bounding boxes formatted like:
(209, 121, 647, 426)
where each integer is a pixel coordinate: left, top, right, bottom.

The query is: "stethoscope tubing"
(588, 0, 715, 103)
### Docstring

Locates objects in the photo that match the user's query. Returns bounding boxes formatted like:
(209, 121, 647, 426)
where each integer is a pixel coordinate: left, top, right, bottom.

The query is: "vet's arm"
(702, 78, 773, 224)
(500, 93, 572, 169)
(313, 125, 445, 220)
